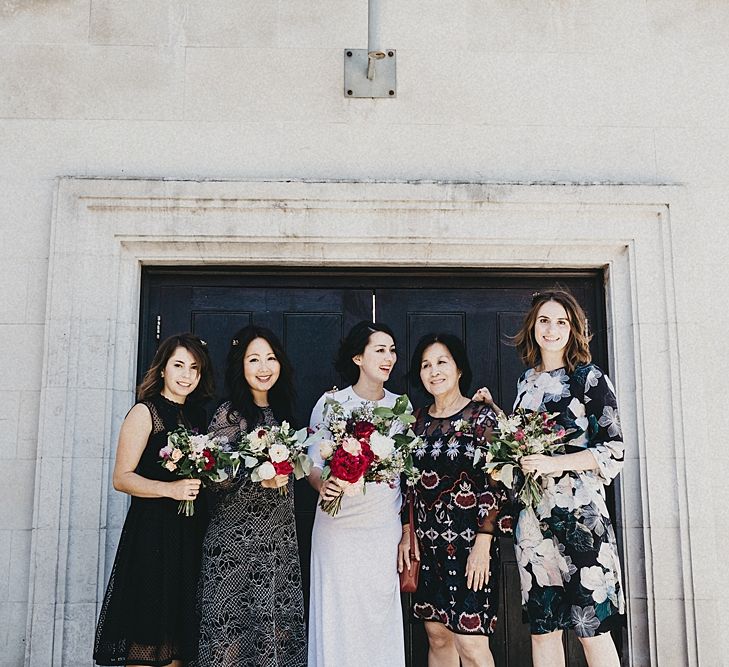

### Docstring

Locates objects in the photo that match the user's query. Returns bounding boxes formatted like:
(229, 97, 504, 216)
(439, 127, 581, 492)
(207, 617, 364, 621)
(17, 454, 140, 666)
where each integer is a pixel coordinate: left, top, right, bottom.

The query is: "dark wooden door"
(139, 268, 615, 667)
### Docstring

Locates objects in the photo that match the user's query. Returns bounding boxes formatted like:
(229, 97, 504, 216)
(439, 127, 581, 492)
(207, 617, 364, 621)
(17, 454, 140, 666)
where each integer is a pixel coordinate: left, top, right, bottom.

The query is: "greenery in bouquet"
(473, 408, 566, 509)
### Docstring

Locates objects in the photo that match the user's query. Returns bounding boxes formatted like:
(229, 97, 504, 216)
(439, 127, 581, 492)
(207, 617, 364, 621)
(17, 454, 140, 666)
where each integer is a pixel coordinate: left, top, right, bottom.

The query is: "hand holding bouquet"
(238, 421, 313, 495)
(312, 394, 421, 516)
(473, 408, 566, 509)
(160, 428, 240, 516)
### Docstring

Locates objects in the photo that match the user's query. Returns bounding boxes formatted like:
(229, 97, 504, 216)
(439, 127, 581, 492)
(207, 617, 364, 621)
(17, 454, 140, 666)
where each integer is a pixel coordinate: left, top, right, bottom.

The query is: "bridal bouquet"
(473, 408, 566, 509)
(238, 421, 313, 495)
(312, 394, 421, 516)
(160, 428, 240, 516)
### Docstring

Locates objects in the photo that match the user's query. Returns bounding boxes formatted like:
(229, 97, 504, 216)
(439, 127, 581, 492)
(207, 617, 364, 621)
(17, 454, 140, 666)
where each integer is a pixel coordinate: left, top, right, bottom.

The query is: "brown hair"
(137, 333, 215, 403)
(514, 290, 592, 373)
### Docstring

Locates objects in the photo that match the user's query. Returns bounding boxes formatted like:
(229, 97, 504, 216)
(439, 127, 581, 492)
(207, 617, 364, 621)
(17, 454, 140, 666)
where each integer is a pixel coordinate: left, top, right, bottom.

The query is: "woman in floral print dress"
(398, 333, 510, 667)
(477, 290, 624, 667)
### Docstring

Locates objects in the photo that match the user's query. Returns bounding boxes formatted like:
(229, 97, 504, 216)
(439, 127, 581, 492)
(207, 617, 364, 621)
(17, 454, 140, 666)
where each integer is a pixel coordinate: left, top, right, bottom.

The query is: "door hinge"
(155, 314, 161, 341)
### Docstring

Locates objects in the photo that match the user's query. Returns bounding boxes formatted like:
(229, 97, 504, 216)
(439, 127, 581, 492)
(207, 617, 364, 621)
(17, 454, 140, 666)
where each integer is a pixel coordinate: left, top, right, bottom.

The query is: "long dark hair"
(334, 321, 396, 386)
(224, 325, 295, 428)
(137, 333, 215, 403)
(409, 332, 473, 395)
(514, 289, 592, 373)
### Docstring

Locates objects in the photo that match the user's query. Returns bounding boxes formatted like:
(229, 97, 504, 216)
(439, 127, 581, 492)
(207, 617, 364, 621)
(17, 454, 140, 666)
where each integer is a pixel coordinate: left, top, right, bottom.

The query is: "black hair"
(224, 325, 295, 428)
(409, 332, 473, 395)
(334, 321, 396, 386)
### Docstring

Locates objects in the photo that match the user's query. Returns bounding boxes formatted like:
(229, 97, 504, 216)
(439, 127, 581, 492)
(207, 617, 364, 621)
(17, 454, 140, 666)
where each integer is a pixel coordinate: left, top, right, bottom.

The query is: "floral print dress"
(513, 363, 625, 637)
(409, 402, 511, 635)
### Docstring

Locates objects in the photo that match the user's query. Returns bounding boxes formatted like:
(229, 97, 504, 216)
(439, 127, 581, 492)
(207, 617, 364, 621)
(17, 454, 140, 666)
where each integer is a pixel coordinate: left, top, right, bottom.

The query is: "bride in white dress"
(307, 321, 406, 667)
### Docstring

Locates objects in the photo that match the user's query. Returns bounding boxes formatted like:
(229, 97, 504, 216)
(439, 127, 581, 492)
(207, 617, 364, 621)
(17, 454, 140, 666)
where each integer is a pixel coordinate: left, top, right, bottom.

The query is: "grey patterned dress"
(194, 402, 307, 667)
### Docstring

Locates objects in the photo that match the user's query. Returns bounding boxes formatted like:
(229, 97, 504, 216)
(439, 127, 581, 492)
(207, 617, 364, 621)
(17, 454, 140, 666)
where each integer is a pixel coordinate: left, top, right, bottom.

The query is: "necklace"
(429, 394, 468, 418)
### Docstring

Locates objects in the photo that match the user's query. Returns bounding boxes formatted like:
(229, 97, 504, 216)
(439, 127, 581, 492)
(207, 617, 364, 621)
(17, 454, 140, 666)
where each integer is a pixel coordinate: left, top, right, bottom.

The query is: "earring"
(161, 371, 165, 378)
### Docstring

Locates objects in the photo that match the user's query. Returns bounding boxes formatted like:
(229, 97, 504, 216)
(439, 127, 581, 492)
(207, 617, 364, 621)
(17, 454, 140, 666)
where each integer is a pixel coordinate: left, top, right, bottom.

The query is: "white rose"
(342, 437, 362, 456)
(369, 431, 395, 460)
(319, 439, 335, 460)
(269, 443, 289, 463)
(256, 461, 276, 480)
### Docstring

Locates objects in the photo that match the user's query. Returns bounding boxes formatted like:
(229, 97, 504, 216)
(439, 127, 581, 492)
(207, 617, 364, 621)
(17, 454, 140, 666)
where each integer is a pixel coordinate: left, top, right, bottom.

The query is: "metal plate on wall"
(343, 48, 397, 98)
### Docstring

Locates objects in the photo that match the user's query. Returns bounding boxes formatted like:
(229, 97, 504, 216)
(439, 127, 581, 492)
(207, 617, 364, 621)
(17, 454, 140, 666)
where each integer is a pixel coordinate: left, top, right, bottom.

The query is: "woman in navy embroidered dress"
(477, 290, 625, 667)
(398, 333, 510, 667)
(94, 333, 214, 667)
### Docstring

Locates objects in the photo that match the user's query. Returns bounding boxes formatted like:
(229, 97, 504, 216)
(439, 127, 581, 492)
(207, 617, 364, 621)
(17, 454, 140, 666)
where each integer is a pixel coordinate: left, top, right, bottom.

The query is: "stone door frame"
(26, 178, 692, 666)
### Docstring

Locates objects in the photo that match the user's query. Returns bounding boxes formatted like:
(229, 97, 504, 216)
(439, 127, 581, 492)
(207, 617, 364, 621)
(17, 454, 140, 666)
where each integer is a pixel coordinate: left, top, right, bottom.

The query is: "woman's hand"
(472, 386, 494, 405)
(261, 474, 289, 489)
(167, 478, 202, 501)
(465, 534, 492, 591)
(397, 525, 421, 573)
(319, 477, 346, 502)
(521, 453, 562, 478)
(471, 386, 503, 415)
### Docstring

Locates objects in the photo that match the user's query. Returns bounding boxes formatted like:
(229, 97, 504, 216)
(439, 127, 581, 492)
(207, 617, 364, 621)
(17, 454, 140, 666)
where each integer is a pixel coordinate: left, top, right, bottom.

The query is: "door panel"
(139, 268, 613, 667)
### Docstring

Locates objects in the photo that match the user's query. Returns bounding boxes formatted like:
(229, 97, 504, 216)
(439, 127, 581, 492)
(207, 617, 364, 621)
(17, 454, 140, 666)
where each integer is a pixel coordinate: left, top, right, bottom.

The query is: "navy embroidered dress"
(513, 363, 625, 637)
(408, 402, 510, 635)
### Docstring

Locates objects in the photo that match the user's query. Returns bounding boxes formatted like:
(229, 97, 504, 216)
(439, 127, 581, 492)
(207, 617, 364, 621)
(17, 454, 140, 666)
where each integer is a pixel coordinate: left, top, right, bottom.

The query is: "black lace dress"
(94, 394, 208, 666)
(194, 402, 307, 667)
(409, 401, 511, 635)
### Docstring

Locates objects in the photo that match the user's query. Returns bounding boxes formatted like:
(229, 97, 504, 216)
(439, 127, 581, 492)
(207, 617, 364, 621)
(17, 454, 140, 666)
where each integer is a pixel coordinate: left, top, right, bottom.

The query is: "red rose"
(202, 449, 215, 471)
(360, 441, 375, 464)
(353, 421, 377, 440)
(329, 447, 369, 483)
(514, 430, 525, 441)
(273, 460, 293, 476)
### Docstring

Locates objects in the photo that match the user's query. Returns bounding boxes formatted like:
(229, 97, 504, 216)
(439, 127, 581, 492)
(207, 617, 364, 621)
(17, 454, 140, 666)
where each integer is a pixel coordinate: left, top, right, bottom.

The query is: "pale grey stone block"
(61, 601, 97, 665)
(183, 0, 277, 47)
(90, 0, 172, 46)
(0, 532, 11, 601)
(8, 530, 31, 603)
(277, 1, 365, 49)
(0, 601, 28, 667)
(68, 459, 103, 531)
(18, 391, 41, 443)
(0, 460, 35, 530)
(0, 263, 28, 324)
(65, 530, 100, 604)
(183, 48, 347, 123)
(0, 324, 43, 392)
(0, 391, 20, 459)
(0, 45, 185, 120)
(0, 0, 89, 45)
(25, 602, 54, 667)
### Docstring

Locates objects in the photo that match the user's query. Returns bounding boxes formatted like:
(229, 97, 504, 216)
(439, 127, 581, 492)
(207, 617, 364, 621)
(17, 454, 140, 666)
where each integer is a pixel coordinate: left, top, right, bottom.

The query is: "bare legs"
(531, 630, 620, 667)
(424, 622, 495, 667)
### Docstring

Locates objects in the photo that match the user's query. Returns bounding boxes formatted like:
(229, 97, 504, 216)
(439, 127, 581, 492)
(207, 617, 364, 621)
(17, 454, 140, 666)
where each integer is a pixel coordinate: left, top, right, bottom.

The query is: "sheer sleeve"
(584, 365, 624, 485)
(472, 404, 512, 535)
(207, 402, 248, 494)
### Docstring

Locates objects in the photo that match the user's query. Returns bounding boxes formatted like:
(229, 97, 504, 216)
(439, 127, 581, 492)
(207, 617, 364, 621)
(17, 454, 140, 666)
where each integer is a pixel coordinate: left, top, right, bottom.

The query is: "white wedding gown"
(307, 386, 405, 667)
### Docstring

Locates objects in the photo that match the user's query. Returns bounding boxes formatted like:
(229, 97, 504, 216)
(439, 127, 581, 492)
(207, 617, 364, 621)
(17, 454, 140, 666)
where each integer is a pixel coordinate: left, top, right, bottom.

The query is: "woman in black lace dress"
(195, 326, 307, 667)
(398, 333, 510, 667)
(94, 333, 215, 667)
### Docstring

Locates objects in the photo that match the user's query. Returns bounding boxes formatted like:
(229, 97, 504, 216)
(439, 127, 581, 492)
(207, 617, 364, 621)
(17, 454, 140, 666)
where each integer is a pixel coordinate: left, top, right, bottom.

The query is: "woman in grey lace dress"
(194, 326, 307, 667)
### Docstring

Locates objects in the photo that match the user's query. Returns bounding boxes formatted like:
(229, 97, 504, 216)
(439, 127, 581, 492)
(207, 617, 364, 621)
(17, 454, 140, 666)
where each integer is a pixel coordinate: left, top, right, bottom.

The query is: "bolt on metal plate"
(344, 48, 397, 98)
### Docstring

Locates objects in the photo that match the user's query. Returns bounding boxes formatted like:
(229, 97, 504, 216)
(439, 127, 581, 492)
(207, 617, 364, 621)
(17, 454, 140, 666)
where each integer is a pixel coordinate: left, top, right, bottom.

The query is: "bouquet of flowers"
(238, 421, 313, 495)
(160, 428, 240, 516)
(473, 408, 566, 509)
(312, 394, 421, 516)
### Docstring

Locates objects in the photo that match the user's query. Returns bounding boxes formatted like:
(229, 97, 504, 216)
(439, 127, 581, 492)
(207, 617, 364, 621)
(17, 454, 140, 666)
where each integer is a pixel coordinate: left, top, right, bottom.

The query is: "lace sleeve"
(207, 402, 248, 494)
